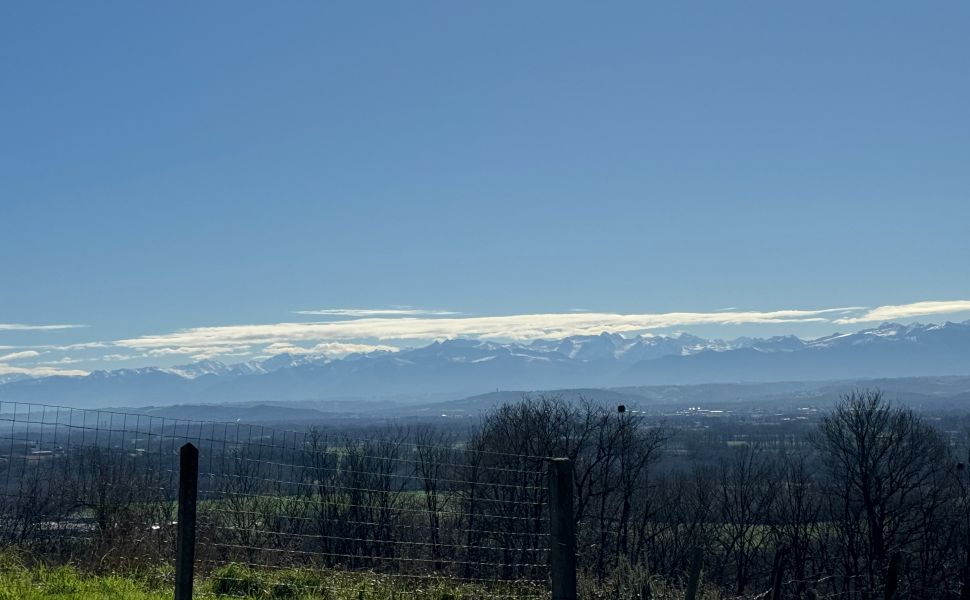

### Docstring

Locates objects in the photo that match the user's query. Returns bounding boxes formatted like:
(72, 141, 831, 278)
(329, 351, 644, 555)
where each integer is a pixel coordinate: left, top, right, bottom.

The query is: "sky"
(1, 2, 969, 376)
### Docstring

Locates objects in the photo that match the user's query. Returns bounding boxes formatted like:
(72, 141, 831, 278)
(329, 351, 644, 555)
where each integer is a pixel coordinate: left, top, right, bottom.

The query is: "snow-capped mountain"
(529, 332, 713, 363)
(164, 359, 237, 379)
(167, 359, 270, 379)
(622, 321, 970, 385)
(0, 374, 31, 386)
(732, 335, 807, 352)
(1, 321, 969, 408)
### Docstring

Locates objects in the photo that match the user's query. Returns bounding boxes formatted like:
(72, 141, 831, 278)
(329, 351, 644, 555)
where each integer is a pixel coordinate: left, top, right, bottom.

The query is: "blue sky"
(2, 2, 969, 375)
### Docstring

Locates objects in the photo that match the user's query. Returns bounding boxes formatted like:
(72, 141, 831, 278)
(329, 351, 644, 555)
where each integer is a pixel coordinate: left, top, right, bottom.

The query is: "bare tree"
(813, 390, 952, 595)
(713, 446, 777, 595)
(414, 425, 454, 570)
(768, 452, 824, 599)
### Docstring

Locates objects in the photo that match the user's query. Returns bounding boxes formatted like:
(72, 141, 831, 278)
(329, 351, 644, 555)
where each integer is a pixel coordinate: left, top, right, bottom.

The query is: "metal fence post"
(548, 458, 577, 600)
(175, 443, 199, 600)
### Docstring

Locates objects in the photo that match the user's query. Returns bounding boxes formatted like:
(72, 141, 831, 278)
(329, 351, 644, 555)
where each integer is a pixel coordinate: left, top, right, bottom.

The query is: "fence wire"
(0, 401, 552, 598)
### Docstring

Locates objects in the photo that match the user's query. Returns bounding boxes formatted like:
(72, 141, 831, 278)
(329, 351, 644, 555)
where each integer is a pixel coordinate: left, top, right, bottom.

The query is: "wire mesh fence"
(0, 401, 553, 598)
(0, 402, 184, 568)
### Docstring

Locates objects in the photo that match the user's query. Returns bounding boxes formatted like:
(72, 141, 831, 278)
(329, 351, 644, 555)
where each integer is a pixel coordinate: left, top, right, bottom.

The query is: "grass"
(0, 558, 734, 600)
(0, 550, 171, 600)
(0, 551, 548, 600)
(0, 563, 169, 600)
(0, 549, 731, 599)
(204, 562, 546, 600)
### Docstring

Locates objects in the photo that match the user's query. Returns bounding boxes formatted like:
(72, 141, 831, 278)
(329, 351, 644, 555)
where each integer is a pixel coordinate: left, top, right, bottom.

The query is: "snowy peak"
(549, 332, 631, 361)
(255, 353, 332, 372)
(87, 367, 173, 379)
(166, 359, 232, 379)
(734, 335, 806, 353)
(0, 374, 31, 386)
(528, 332, 716, 363)
(402, 338, 556, 364)
(808, 320, 970, 349)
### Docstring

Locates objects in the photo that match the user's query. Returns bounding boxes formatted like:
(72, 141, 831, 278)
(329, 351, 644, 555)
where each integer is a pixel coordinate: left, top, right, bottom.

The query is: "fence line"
(0, 401, 558, 598)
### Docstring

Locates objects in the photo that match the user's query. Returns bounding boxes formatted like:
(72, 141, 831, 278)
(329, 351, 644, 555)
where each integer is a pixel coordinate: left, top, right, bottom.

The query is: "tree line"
(465, 391, 969, 598)
(0, 391, 968, 598)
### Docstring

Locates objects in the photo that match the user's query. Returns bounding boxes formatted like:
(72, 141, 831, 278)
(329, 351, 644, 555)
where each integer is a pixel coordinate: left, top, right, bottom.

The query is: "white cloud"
(55, 341, 109, 350)
(4, 342, 110, 352)
(37, 356, 88, 365)
(294, 308, 460, 317)
(146, 347, 219, 357)
(0, 350, 41, 362)
(0, 363, 87, 377)
(0, 323, 86, 331)
(263, 342, 398, 357)
(834, 300, 970, 324)
(100, 353, 148, 362)
(115, 307, 859, 354)
(11, 300, 969, 372)
(40, 354, 143, 365)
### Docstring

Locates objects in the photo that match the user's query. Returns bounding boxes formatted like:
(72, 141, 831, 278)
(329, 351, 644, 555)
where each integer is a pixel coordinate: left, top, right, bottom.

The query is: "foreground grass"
(0, 556, 548, 600)
(0, 564, 169, 600)
(0, 550, 727, 600)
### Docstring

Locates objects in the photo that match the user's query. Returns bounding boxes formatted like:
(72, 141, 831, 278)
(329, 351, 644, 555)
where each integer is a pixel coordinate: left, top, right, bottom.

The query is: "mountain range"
(1, 321, 969, 409)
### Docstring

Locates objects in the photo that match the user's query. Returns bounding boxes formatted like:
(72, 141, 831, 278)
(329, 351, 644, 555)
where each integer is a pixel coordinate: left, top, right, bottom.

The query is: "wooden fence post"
(962, 543, 970, 600)
(884, 551, 902, 600)
(685, 546, 703, 600)
(770, 546, 788, 600)
(175, 443, 199, 600)
(548, 458, 577, 600)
